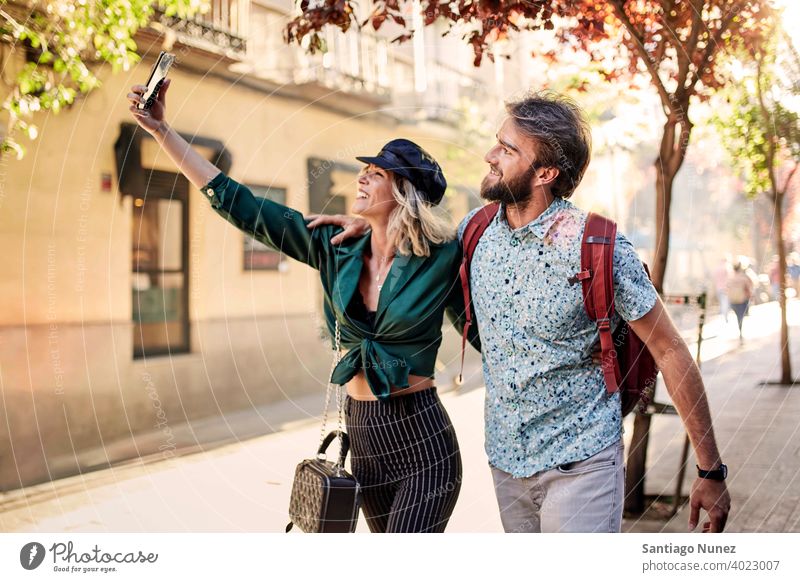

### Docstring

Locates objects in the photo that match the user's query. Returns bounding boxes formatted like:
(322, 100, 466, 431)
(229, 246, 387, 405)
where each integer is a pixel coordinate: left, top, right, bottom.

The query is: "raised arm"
(128, 80, 325, 268)
(204, 174, 329, 268)
(128, 79, 219, 189)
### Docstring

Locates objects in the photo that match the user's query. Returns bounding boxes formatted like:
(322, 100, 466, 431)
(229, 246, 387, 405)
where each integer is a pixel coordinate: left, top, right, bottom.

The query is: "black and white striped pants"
(345, 387, 462, 533)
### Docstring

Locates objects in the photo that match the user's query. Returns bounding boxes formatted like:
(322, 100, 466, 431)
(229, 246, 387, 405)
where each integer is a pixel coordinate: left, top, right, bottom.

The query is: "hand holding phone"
(128, 52, 175, 135)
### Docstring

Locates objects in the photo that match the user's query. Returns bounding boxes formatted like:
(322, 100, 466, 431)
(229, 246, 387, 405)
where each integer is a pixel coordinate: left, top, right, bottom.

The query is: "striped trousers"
(344, 387, 462, 533)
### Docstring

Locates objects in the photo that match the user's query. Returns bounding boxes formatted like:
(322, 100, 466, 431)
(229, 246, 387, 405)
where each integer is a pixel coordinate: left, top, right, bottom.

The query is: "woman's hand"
(127, 78, 171, 135)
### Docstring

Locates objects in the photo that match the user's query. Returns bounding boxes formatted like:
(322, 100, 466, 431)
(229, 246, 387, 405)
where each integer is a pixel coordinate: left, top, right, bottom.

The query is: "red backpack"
(458, 203, 657, 416)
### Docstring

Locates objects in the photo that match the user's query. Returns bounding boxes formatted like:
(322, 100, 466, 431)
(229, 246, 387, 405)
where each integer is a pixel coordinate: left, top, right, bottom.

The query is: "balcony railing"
(292, 28, 393, 99)
(244, 20, 495, 121)
(389, 53, 496, 124)
(153, 1, 247, 56)
(154, 1, 496, 120)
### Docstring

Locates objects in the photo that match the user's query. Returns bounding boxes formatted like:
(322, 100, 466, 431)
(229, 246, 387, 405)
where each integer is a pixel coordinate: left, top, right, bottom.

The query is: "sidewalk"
(2, 302, 799, 533)
(623, 300, 800, 533)
(0, 383, 500, 533)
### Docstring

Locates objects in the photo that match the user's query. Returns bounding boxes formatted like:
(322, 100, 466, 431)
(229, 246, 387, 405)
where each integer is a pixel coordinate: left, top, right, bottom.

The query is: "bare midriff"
(344, 250, 436, 400)
(345, 368, 435, 401)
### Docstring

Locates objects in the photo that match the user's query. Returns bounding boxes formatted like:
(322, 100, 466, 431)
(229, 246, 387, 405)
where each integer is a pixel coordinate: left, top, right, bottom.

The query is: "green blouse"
(201, 171, 479, 401)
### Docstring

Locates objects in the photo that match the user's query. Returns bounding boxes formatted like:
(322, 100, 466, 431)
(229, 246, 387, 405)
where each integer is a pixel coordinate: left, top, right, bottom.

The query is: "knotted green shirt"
(201, 171, 478, 400)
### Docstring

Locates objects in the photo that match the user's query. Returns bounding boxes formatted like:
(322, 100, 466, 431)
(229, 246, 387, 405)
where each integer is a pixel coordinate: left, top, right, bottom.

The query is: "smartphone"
(137, 51, 176, 110)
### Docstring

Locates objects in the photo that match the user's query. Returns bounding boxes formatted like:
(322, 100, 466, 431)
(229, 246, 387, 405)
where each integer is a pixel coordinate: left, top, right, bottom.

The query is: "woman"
(127, 79, 469, 532)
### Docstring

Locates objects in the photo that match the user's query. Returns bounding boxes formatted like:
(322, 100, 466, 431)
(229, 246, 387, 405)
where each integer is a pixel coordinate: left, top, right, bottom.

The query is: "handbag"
(285, 321, 361, 532)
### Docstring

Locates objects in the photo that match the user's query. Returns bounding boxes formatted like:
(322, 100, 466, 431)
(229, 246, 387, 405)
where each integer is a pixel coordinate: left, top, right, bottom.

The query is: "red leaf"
(391, 33, 414, 44)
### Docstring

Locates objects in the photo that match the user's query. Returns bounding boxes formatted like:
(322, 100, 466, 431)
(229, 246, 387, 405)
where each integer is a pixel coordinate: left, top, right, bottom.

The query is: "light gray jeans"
(490, 437, 625, 533)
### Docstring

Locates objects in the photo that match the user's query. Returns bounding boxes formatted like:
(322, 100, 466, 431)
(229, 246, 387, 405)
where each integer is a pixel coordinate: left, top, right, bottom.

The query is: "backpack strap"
(580, 213, 621, 394)
(458, 203, 500, 382)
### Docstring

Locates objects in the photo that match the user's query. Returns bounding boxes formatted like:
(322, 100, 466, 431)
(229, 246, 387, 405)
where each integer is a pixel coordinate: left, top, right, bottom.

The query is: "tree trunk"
(624, 411, 652, 514)
(773, 191, 793, 384)
(651, 162, 674, 293)
(755, 49, 793, 385)
(650, 114, 690, 293)
(625, 114, 689, 514)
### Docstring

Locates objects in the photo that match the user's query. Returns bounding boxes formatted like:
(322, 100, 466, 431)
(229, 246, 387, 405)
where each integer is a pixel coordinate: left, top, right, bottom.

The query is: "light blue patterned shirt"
(458, 198, 658, 478)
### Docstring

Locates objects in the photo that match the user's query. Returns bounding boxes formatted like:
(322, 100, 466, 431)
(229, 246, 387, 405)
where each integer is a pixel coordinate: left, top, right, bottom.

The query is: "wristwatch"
(696, 463, 728, 481)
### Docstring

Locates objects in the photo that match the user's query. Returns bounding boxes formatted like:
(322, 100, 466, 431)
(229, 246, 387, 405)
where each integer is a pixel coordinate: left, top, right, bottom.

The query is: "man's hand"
(688, 478, 731, 532)
(306, 214, 370, 245)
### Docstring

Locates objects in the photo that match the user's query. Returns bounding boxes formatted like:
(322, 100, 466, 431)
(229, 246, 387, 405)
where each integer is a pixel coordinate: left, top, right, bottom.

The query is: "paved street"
(2, 301, 799, 533)
(624, 301, 800, 533)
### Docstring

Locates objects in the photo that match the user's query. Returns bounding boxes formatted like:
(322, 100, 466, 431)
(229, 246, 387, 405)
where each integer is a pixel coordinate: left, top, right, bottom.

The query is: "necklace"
(373, 253, 394, 291)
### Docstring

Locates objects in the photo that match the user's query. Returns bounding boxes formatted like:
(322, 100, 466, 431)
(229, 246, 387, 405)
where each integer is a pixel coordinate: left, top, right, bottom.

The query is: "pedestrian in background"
(768, 256, 781, 302)
(727, 262, 754, 344)
(788, 252, 800, 297)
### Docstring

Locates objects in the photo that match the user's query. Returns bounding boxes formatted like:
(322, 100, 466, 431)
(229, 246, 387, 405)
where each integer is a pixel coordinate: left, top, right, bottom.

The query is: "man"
(308, 91, 730, 533)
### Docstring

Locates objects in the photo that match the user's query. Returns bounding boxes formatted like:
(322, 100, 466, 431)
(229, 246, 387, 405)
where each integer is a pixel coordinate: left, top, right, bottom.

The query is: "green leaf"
(2, 0, 209, 155)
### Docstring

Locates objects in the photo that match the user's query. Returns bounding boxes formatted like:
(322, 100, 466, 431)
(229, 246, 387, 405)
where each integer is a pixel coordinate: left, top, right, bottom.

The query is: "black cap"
(356, 138, 447, 205)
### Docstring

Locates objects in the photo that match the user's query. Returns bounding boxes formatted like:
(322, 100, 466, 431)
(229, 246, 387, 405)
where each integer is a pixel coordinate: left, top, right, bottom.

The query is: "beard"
(480, 164, 538, 207)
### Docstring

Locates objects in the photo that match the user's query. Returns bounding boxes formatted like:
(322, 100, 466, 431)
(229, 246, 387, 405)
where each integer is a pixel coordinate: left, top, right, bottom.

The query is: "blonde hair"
(387, 176, 455, 257)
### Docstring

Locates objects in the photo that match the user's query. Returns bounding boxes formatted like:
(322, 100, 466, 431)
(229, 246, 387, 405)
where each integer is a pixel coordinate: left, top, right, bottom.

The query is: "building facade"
(0, 0, 497, 490)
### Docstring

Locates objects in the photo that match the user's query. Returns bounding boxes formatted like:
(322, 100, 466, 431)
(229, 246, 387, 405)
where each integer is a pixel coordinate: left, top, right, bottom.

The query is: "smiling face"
(480, 117, 557, 206)
(352, 163, 399, 219)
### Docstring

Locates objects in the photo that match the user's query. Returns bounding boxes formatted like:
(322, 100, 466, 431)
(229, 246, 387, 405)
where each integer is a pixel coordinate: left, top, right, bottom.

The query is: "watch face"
(721, 464, 728, 479)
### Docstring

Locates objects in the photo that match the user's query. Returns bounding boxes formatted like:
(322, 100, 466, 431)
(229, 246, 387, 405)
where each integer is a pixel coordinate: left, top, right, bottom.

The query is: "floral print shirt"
(458, 197, 658, 477)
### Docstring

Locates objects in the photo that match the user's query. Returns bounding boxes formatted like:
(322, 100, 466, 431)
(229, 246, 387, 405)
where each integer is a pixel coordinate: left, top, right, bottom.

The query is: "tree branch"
(677, 0, 705, 92)
(669, 0, 698, 92)
(609, 0, 673, 112)
(691, 0, 746, 95)
(654, 0, 676, 66)
(780, 162, 799, 196)
(755, 50, 779, 200)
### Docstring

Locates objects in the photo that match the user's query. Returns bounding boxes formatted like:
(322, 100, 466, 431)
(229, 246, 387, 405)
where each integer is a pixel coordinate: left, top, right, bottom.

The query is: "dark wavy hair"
(505, 90, 592, 199)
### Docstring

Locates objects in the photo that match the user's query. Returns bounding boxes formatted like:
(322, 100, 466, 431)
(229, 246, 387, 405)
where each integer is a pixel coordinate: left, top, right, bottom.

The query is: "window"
(132, 170, 190, 358)
(242, 184, 288, 271)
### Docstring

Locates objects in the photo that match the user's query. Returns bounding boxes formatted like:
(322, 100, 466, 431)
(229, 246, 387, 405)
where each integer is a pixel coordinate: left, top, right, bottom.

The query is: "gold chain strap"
(317, 320, 344, 468)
